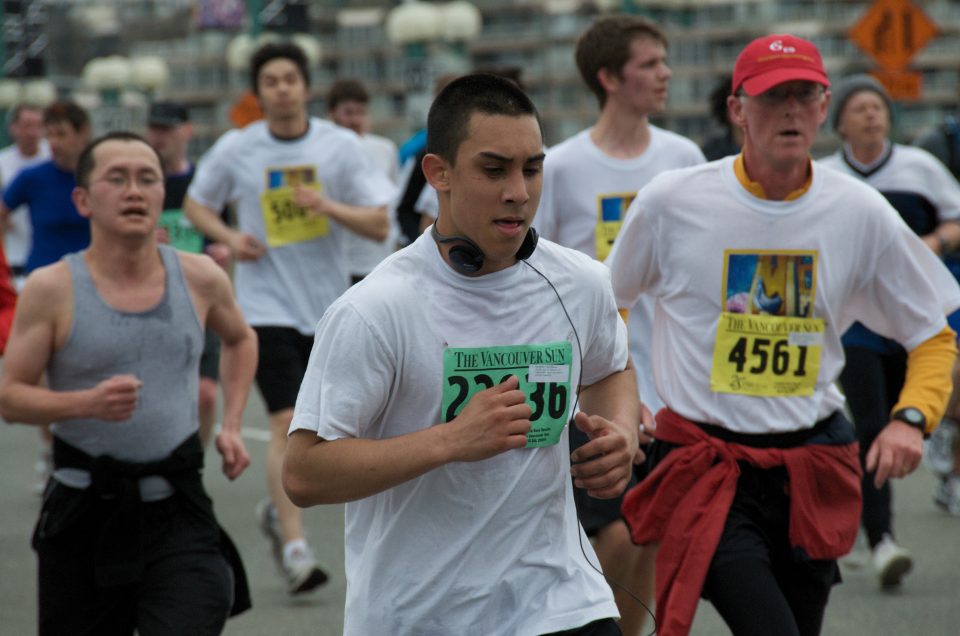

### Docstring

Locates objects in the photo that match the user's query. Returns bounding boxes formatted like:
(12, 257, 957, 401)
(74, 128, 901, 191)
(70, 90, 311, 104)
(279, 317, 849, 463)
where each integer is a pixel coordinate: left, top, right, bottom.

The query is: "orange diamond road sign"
(229, 91, 264, 129)
(849, 0, 938, 70)
(872, 68, 923, 101)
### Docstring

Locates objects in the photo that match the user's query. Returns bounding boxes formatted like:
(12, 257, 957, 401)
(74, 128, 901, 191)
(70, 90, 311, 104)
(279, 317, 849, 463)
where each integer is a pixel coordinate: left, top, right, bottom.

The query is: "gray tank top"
(49, 246, 204, 498)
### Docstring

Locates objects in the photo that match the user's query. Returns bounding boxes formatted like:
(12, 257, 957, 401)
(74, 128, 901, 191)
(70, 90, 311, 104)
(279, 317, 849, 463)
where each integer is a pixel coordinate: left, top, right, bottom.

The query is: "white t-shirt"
(0, 140, 50, 269)
(820, 143, 960, 222)
(536, 126, 705, 412)
(188, 119, 395, 334)
(342, 132, 400, 277)
(607, 156, 960, 434)
(291, 232, 627, 635)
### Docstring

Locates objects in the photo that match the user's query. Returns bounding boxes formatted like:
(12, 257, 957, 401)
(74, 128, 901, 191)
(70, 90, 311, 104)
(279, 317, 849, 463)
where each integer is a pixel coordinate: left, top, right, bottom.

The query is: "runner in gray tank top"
(48, 246, 202, 500)
(0, 131, 258, 636)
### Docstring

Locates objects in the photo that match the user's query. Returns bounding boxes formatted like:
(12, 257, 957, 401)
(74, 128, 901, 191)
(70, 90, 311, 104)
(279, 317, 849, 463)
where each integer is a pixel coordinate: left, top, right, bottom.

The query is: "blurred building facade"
(19, 0, 960, 158)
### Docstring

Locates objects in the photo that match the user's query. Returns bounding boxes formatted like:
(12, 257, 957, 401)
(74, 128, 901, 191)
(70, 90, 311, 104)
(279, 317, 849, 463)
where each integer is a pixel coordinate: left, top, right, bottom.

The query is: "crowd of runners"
(1, 12, 959, 636)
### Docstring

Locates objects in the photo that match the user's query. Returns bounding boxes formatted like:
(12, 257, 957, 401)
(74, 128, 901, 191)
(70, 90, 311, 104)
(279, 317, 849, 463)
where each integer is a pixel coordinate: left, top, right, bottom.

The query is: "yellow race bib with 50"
(710, 312, 824, 397)
(260, 184, 328, 247)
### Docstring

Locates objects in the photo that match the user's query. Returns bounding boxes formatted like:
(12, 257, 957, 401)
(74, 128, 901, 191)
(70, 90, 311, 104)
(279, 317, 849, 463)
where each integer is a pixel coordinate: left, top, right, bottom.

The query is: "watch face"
(897, 408, 924, 426)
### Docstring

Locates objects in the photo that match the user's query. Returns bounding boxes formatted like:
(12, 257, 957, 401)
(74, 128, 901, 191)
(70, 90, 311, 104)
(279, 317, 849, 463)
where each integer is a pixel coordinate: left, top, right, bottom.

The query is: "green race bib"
(158, 209, 204, 254)
(441, 341, 573, 448)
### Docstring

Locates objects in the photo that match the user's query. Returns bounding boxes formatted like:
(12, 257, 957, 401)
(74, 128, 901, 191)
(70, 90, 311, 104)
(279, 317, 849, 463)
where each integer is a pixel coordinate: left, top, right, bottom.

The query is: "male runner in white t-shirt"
(0, 103, 50, 286)
(284, 74, 641, 636)
(324, 77, 400, 282)
(535, 16, 704, 634)
(184, 42, 394, 595)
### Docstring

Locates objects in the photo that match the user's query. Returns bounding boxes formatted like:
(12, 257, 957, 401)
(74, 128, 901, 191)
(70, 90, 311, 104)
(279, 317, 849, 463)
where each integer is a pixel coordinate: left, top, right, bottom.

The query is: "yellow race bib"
(260, 183, 329, 247)
(710, 312, 823, 397)
(713, 249, 821, 397)
(595, 192, 636, 261)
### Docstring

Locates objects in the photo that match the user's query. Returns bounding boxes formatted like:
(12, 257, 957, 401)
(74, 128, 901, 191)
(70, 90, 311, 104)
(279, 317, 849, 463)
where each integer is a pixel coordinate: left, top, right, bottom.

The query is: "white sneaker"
(283, 544, 329, 595)
(872, 534, 913, 588)
(255, 498, 283, 568)
(934, 474, 960, 516)
(924, 419, 958, 476)
(839, 531, 869, 570)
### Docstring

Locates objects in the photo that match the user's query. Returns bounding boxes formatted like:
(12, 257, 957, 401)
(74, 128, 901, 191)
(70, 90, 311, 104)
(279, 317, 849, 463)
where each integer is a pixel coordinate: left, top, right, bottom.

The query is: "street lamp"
(20, 80, 57, 108)
(0, 81, 22, 110)
(226, 34, 257, 73)
(385, 1, 482, 131)
(83, 54, 169, 134)
(385, 1, 442, 46)
(439, 1, 482, 44)
(130, 56, 171, 98)
(292, 33, 323, 68)
(83, 55, 132, 105)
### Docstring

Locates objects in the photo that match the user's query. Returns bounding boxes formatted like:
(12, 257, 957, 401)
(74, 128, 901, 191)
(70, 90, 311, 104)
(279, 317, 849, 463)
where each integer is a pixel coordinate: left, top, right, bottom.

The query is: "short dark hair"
(426, 74, 540, 165)
(575, 15, 667, 108)
(325, 78, 369, 111)
(75, 131, 164, 188)
(471, 65, 525, 91)
(42, 101, 90, 133)
(250, 41, 310, 96)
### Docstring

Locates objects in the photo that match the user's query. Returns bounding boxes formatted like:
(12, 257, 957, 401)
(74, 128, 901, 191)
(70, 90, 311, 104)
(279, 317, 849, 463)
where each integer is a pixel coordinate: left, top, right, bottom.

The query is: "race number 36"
(441, 342, 573, 448)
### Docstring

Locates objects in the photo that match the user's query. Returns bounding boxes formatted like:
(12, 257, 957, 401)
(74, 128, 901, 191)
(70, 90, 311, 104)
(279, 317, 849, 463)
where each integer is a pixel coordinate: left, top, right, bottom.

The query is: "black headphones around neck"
(431, 224, 539, 275)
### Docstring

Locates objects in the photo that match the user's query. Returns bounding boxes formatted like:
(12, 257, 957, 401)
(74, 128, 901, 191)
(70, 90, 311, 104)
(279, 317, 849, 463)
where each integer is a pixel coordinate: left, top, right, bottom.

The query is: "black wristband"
(891, 407, 929, 438)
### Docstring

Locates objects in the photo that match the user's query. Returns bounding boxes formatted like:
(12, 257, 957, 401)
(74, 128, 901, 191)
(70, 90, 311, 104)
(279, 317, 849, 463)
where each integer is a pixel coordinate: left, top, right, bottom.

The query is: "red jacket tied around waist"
(621, 408, 862, 636)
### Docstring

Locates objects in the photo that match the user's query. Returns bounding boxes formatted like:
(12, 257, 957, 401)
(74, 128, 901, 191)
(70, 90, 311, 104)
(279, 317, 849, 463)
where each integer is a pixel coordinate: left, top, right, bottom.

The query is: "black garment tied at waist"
(40, 433, 251, 616)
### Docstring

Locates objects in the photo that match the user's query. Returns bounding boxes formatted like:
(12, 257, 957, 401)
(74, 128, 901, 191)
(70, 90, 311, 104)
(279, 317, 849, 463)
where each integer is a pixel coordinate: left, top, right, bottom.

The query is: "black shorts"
(199, 329, 221, 380)
(569, 423, 639, 536)
(35, 486, 233, 636)
(253, 326, 314, 414)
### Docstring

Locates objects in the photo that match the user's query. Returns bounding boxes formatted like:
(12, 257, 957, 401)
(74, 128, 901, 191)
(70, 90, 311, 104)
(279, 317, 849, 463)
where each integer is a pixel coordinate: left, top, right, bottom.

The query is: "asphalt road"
(2, 393, 958, 635)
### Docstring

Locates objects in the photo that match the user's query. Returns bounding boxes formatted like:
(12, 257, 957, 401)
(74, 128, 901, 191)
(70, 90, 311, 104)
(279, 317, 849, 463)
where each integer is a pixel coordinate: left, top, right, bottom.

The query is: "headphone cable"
(522, 258, 658, 635)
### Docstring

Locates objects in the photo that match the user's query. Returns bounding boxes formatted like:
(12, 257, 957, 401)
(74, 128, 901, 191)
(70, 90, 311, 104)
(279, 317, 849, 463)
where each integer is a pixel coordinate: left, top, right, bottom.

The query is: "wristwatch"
(891, 407, 928, 438)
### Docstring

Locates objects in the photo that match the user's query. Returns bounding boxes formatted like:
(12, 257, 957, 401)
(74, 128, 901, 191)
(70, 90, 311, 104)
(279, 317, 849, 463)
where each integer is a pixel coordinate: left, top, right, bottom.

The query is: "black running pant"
(839, 345, 906, 548)
(701, 464, 838, 636)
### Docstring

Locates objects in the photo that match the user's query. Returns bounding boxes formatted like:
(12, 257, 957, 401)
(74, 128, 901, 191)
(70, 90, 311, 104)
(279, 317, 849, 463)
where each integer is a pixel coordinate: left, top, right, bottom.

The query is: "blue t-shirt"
(2, 160, 90, 272)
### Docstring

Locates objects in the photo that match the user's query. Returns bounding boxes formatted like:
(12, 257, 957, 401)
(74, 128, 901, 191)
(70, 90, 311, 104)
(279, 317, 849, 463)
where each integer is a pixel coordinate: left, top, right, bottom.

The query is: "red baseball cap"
(732, 34, 830, 96)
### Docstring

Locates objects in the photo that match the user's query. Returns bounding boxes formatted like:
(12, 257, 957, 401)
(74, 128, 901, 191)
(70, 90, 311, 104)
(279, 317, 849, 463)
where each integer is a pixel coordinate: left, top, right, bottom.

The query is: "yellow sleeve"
(892, 325, 958, 433)
(618, 308, 630, 324)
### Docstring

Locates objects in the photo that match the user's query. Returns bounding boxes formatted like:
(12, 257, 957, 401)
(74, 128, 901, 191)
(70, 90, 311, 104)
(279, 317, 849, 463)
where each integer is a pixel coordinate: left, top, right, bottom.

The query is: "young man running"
(535, 16, 705, 633)
(184, 42, 394, 594)
(284, 74, 641, 635)
(0, 132, 258, 635)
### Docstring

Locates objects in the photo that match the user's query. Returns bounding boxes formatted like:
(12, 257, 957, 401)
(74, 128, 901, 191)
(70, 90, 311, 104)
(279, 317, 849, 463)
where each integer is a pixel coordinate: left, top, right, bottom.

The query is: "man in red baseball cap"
(726, 33, 832, 200)
(732, 33, 830, 96)
(608, 33, 959, 635)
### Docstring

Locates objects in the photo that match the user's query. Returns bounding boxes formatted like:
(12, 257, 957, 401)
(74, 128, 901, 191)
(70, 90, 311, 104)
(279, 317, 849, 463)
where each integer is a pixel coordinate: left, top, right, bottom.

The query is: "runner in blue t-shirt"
(0, 101, 91, 273)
